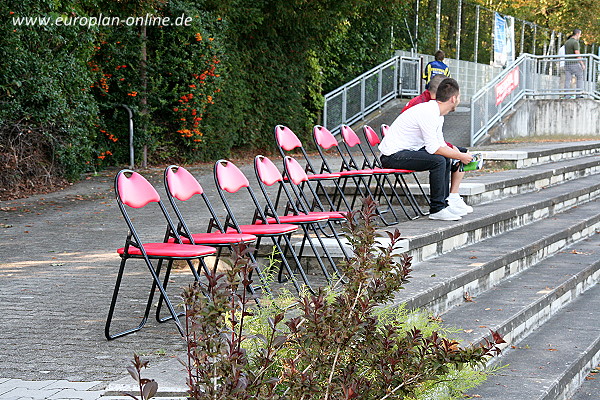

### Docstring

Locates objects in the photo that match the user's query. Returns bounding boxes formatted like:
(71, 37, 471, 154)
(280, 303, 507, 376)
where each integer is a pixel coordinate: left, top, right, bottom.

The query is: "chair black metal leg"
(326, 221, 350, 280)
(105, 257, 145, 340)
(300, 224, 333, 284)
(376, 173, 418, 221)
(371, 174, 400, 225)
(277, 234, 315, 294)
(155, 256, 215, 324)
(310, 223, 342, 284)
(391, 174, 421, 219)
(106, 256, 184, 340)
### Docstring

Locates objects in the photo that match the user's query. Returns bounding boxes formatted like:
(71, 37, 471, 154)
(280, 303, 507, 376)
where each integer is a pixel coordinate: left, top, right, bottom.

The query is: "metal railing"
(322, 55, 420, 134)
(470, 53, 600, 145)
(396, 50, 502, 102)
(322, 51, 505, 136)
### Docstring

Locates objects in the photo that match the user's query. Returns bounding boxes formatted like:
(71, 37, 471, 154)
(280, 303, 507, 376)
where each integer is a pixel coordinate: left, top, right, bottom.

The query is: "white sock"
(448, 193, 460, 199)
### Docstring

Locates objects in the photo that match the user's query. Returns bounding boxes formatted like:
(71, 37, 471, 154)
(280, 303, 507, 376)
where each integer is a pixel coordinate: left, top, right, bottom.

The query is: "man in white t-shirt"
(379, 78, 473, 221)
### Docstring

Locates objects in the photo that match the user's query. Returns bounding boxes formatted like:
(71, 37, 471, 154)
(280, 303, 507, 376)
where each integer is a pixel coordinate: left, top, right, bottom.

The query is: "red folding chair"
(163, 165, 271, 296)
(363, 124, 430, 216)
(214, 159, 315, 294)
(106, 170, 217, 340)
(282, 155, 352, 262)
(338, 125, 420, 220)
(313, 125, 399, 226)
(273, 124, 352, 212)
(254, 155, 346, 284)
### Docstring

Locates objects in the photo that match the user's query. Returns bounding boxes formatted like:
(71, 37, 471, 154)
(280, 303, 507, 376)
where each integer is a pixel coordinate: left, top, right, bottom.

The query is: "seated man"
(379, 78, 472, 221)
(402, 74, 473, 215)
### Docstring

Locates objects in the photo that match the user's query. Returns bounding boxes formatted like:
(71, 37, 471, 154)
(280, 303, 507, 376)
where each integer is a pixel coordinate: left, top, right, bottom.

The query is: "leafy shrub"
(0, 0, 99, 189)
(1, 0, 417, 195)
(180, 198, 504, 399)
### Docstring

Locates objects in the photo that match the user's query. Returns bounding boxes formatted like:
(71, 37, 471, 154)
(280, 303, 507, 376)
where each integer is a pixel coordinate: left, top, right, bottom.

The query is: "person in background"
(379, 78, 473, 221)
(564, 29, 585, 98)
(423, 50, 450, 89)
(402, 74, 447, 113)
(402, 74, 472, 215)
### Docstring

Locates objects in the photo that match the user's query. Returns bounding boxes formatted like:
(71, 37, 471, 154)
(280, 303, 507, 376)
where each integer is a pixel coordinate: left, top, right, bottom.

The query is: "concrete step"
(397, 173, 600, 264)
(407, 154, 600, 207)
(479, 140, 600, 169)
(570, 362, 600, 400)
(459, 154, 600, 206)
(464, 283, 600, 400)
(392, 198, 600, 314)
(443, 233, 600, 355)
(301, 171, 600, 262)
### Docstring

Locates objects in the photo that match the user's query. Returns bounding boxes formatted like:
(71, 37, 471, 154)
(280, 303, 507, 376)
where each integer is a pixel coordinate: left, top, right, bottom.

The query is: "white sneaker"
(429, 207, 462, 221)
(447, 204, 468, 216)
(447, 196, 473, 214)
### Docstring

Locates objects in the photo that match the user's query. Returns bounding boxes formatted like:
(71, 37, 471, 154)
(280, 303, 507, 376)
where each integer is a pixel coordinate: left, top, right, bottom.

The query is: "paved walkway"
(0, 379, 103, 400)
(0, 166, 195, 398)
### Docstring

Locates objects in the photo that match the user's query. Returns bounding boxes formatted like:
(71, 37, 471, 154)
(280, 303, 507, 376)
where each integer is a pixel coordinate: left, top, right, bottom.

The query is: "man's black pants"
(381, 148, 451, 214)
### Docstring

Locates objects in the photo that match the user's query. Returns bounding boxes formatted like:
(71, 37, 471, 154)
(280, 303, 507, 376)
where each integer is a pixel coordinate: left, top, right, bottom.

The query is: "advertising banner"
(495, 67, 520, 105)
(494, 13, 515, 67)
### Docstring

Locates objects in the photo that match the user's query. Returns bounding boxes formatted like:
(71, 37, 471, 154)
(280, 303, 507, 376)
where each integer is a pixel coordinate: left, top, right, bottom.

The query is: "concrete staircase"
(388, 141, 600, 399)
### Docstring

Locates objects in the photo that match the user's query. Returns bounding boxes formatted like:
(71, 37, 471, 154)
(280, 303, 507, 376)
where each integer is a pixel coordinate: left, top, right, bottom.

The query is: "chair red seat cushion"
(118, 243, 217, 258)
(168, 232, 257, 245)
(305, 211, 347, 220)
(307, 172, 341, 180)
(373, 168, 415, 174)
(255, 214, 329, 225)
(337, 169, 373, 176)
(227, 224, 298, 235)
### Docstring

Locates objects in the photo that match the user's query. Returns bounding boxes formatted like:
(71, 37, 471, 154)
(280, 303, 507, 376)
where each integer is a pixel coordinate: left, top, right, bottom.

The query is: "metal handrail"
(323, 55, 421, 134)
(470, 53, 600, 145)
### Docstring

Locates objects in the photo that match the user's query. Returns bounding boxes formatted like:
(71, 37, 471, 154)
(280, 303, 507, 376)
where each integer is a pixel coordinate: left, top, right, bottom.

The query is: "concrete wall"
(490, 99, 600, 141)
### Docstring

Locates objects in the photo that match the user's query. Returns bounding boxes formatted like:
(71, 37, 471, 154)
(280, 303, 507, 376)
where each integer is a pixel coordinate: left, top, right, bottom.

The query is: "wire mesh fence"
(323, 56, 420, 134)
(470, 53, 600, 145)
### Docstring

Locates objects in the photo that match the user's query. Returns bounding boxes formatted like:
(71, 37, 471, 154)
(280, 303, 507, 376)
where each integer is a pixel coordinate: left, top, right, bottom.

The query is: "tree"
(473, 0, 600, 45)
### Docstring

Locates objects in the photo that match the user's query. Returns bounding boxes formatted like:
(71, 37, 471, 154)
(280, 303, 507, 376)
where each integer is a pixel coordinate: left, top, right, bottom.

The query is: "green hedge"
(0, 0, 412, 195)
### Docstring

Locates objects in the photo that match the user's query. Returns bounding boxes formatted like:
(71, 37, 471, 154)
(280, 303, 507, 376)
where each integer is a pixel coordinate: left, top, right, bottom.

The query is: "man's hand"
(459, 152, 473, 164)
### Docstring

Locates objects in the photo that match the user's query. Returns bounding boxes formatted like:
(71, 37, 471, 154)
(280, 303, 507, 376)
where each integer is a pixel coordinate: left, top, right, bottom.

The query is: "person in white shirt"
(379, 78, 473, 221)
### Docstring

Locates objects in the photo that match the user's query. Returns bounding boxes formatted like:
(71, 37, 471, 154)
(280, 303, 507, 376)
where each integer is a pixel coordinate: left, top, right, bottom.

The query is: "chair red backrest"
(313, 125, 338, 150)
(275, 125, 303, 151)
(363, 125, 381, 146)
(284, 156, 309, 185)
(117, 171, 160, 208)
(165, 166, 204, 201)
(341, 125, 362, 148)
(215, 160, 250, 193)
(381, 124, 390, 137)
(255, 155, 283, 186)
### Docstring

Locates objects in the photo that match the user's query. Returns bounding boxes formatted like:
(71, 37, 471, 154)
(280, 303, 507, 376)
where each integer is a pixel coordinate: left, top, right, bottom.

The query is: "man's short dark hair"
(573, 29, 581, 35)
(436, 78, 460, 102)
(434, 50, 445, 61)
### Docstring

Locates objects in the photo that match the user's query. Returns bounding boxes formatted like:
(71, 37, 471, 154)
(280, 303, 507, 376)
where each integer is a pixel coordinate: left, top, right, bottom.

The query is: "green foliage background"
(0, 0, 409, 193)
(2, 0, 594, 196)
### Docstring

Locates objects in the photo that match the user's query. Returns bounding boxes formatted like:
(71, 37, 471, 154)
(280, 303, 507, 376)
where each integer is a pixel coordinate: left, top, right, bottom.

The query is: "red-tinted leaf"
(127, 365, 139, 382)
(490, 329, 506, 344)
(142, 380, 158, 399)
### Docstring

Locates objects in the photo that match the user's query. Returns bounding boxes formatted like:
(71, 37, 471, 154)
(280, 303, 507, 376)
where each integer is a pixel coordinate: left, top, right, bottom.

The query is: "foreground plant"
(180, 197, 505, 399)
(125, 354, 158, 400)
